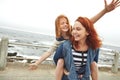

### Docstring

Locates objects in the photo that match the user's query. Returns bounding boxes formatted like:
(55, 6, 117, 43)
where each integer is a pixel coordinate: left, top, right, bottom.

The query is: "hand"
(104, 0, 120, 12)
(64, 69, 69, 75)
(29, 63, 38, 70)
(64, 71, 69, 76)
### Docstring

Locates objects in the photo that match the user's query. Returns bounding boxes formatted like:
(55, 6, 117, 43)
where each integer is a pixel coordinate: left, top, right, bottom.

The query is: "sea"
(0, 27, 120, 67)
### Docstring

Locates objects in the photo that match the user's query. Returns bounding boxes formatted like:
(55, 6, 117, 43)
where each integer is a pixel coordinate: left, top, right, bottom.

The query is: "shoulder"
(63, 40, 71, 44)
(62, 40, 72, 47)
(54, 39, 64, 44)
(56, 36, 65, 41)
(88, 48, 100, 53)
(94, 48, 100, 53)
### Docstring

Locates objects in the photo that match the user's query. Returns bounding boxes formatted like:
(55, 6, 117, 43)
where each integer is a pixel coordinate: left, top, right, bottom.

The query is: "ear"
(86, 32, 89, 36)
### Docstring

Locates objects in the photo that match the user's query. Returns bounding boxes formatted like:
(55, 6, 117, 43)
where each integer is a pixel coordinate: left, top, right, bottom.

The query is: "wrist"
(103, 8, 108, 14)
(35, 60, 40, 65)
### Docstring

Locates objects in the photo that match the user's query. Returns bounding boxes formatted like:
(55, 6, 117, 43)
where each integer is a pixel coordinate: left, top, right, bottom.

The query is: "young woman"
(29, 0, 120, 80)
(53, 0, 120, 80)
(55, 16, 101, 80)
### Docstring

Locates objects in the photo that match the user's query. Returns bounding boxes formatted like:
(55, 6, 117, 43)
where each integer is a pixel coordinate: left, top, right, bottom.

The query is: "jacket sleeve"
(53, 43, 64, 64)
(94, 48, 100, 63)
(56, 43, 63, 55)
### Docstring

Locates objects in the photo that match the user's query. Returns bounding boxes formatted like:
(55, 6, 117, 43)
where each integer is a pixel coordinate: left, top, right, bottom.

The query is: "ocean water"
(0, 27, 55, 58)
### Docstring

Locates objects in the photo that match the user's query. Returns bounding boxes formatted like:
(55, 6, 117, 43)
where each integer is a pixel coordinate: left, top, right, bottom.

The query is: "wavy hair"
(71, 17, 102, 50)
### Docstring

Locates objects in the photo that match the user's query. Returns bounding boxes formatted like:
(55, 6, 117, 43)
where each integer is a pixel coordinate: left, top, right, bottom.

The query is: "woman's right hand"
(29, 63, 38, 70)
(104, 0, 120, 13)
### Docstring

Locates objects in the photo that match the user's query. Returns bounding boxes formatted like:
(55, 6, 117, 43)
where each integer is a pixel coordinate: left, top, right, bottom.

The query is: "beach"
(0, 62, 120, 80)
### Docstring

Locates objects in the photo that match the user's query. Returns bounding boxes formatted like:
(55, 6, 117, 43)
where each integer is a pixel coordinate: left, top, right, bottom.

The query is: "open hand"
(104, 0, 120, 12)
(29, 63, 38, 70)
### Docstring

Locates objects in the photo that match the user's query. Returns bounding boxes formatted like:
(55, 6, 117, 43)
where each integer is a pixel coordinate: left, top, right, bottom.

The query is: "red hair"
(55, 15, 71, 38)
(71, 17, 102, 50)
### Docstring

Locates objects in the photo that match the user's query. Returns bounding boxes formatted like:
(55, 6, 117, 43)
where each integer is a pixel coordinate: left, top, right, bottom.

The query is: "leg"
(55, 58, 64, 80)
(90, 61, 98, 80)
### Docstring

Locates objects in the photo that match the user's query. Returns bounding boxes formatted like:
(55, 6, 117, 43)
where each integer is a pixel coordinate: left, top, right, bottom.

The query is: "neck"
(78, 42, 86, 47)
(76, 40, 88, 51)
(78, 39, 86, 46)
(61, 32, 69, 39)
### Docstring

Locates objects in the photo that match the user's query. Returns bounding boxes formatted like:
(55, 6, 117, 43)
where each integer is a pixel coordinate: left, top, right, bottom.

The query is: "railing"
(98, 48, 120, 73)
(0, 37, 120, 73)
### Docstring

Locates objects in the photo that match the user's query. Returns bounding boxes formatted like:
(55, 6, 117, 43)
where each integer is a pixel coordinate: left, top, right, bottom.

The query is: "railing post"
(0, 37, 9, 70)
(111, 51, 119, 73)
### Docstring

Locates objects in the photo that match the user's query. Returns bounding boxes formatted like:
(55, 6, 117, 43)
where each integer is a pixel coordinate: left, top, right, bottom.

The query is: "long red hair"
(71, 17, 102, 50)
(55, 15, 71, 38)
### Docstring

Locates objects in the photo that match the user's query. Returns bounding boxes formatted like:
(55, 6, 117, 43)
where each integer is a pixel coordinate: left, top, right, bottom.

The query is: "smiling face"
(71, 16, 102, 50)
(55, 15, 71, 38)
(72, 21, 89, 42)
(59, 17, 69, 33)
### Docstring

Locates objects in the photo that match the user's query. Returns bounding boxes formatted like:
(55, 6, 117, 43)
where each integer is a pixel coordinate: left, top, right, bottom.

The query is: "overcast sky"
(0, 0, 120, 46)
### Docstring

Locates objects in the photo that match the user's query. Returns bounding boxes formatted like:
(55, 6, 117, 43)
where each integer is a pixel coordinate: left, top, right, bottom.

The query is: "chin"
(63, 29, 69, 31)
(62, 30, 68, 32)
(74, 38, 80, 41)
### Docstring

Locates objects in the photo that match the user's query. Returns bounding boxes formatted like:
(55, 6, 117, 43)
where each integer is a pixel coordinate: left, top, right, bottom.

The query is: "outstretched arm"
(29, 40, 61, 70)
(90, 0, 120, 23)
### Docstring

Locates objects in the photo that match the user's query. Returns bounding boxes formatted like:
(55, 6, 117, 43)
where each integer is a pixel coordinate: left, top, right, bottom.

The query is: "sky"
(0, 0, 120, 46)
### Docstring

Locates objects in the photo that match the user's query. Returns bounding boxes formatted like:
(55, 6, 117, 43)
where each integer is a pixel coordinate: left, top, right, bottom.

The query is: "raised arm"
(90, 0, 120, 23)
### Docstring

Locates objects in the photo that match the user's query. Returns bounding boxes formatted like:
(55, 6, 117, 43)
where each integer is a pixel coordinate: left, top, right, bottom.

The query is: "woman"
(29, 0, 120, 80)
(53, 0, 120, 80)
(55, 16, 101, 80)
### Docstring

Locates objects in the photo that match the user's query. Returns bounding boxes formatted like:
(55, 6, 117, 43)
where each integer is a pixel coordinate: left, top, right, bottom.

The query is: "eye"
(66, 22, 68, 24)
(76, 27, 81, 31)
(61, 22, 64, 25)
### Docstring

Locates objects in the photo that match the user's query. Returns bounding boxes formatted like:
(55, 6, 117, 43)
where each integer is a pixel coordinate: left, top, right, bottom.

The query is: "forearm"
(91, 62, 98, 80)
(35, 41, 60, 65)
(35, 52, 51, 65)
(90, 8, 107, 24)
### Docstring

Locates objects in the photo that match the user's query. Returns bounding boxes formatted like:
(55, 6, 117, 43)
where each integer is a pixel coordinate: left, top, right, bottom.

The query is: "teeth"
(74, 35, 79, 38)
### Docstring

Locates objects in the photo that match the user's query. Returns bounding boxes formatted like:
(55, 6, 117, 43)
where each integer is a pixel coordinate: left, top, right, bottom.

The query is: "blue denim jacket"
(56, 40, 99, 80)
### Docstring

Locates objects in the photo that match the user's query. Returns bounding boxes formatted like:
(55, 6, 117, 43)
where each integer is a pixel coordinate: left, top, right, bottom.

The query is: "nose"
(65, 23, 68, 26)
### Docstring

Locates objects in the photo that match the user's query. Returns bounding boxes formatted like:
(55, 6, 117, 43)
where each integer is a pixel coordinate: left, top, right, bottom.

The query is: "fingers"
(104, 0, 107, 8)
(116, 4, 120, 8)
(111, 0, 115, 3)
(114, 0, 120, 8)
(114, 0, 119, 4)
(104, 0, 107, 5)
(115, 1, 120, 5)
(112, 0, 120, 5)
(28, 64, 38, 70)
(109, 0, 120, 8)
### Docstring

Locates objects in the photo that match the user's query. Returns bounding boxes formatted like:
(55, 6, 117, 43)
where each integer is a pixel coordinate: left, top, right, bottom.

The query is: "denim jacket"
(56, 40, 99, 80)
